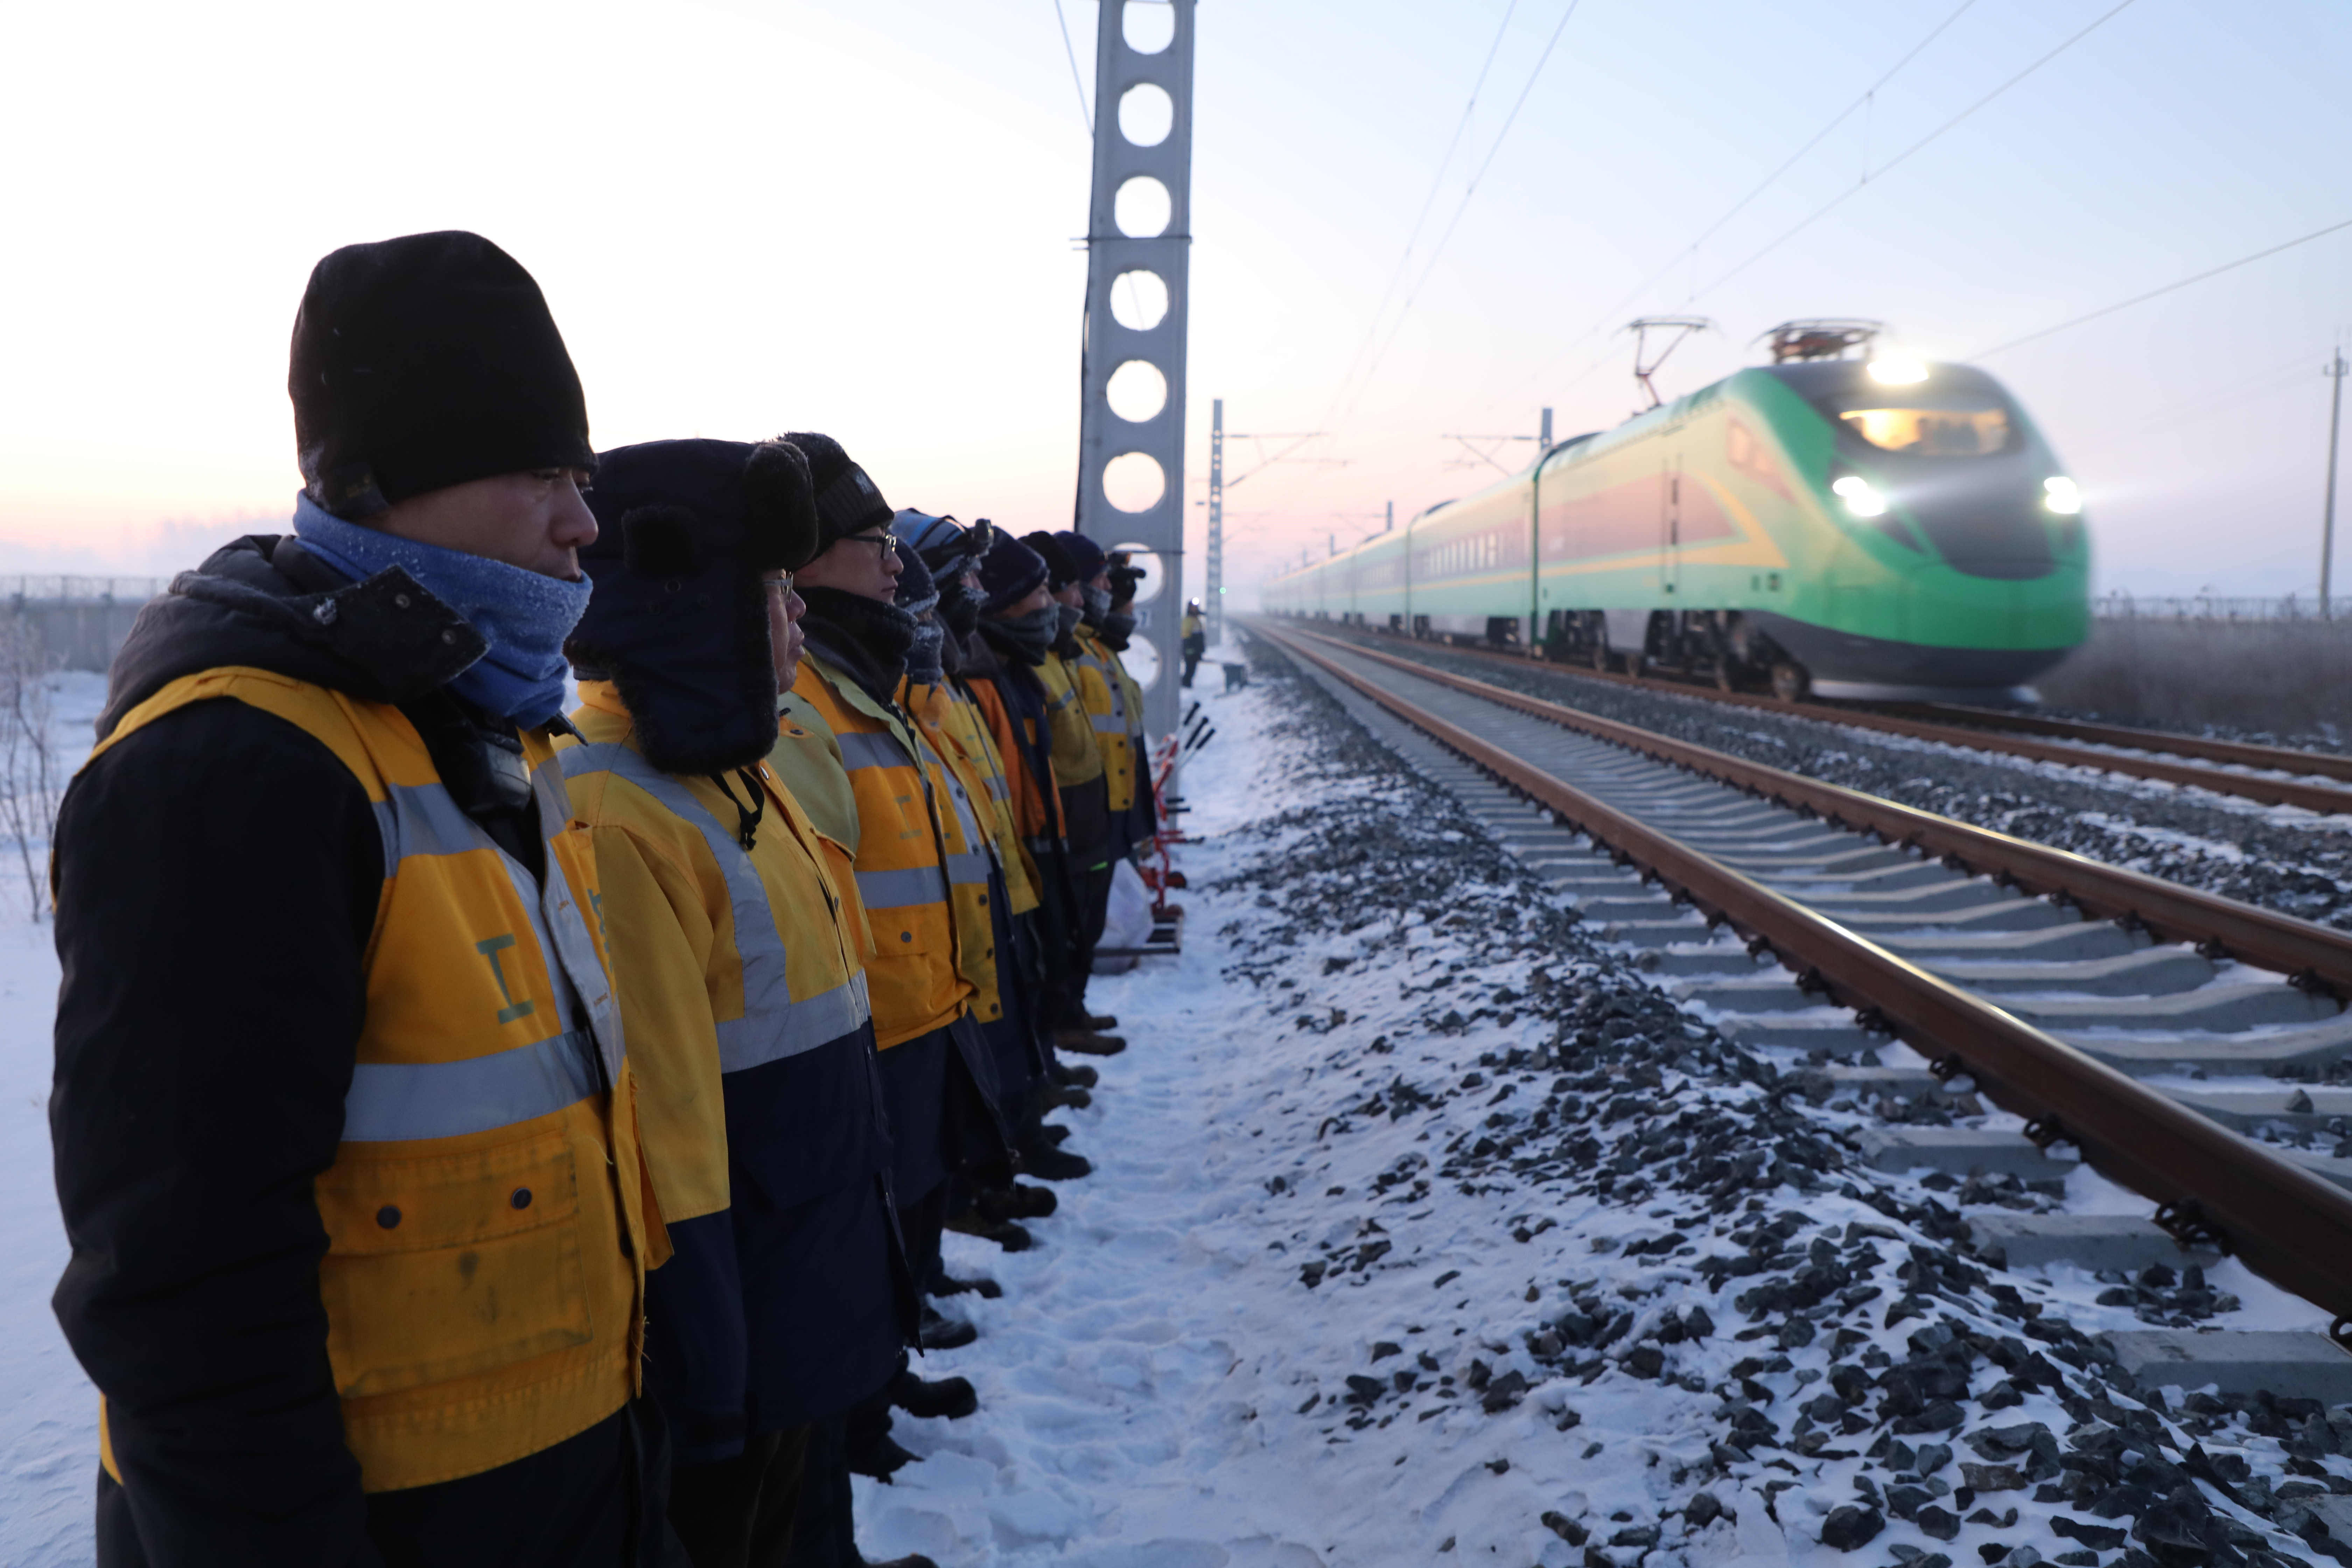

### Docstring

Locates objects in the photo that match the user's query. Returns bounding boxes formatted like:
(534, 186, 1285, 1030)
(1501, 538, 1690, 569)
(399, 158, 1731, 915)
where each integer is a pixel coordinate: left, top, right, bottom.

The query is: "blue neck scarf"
(291, 493, 591, 727)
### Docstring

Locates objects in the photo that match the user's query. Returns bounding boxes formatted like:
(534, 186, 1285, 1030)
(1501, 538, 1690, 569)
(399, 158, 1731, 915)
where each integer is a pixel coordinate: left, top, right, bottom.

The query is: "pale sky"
(3, 0, 2348, 600)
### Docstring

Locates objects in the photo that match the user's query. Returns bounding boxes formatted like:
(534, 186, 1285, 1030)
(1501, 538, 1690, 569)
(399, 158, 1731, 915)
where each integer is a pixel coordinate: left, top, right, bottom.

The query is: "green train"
(1261, 355, 2090, 702)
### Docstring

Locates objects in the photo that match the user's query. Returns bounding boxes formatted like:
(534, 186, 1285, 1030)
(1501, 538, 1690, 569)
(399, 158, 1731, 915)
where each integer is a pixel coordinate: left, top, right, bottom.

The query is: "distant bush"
(2037, 617, 2352, 745)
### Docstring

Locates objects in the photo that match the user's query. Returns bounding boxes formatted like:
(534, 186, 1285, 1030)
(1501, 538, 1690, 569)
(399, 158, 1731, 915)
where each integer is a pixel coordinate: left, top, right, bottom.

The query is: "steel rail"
(1282, 624, 2352, 1000)
(1257, 620, 2352, 1323)
(1322, 624, 2352, 816)
(1902, 703, 2352, 787)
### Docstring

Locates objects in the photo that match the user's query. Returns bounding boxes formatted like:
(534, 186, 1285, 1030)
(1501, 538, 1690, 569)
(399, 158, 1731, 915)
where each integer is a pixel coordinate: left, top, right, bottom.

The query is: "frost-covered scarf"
(292, 493, 592, 727)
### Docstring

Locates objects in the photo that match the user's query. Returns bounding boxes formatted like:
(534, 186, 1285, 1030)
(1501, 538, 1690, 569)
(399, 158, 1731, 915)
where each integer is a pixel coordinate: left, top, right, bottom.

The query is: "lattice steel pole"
(1074, 0, 1195, 745)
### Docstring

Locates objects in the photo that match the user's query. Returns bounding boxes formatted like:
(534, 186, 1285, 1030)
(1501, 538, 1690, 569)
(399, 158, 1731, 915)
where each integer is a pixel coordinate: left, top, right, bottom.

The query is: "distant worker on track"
(50, 232, 670, 1565)
(1181, 598, 1206, 687)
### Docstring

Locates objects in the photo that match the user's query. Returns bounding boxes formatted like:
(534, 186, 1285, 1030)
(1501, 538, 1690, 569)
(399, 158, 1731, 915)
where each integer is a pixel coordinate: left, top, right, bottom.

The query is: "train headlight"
(1867, 356, 1929, 386)
(1832, 475, 1888, 518)
(2042, 476, 2082, 515)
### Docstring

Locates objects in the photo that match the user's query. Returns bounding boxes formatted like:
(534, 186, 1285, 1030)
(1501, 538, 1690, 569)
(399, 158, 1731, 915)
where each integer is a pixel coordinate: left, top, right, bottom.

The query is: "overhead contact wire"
(1972, 217, 2352, 360)
(1489, 0, 1979, 425)
(1692, 0, 2141, 300)
(1332, 0, 1584, 438)
(1319, 1, 1523, 433)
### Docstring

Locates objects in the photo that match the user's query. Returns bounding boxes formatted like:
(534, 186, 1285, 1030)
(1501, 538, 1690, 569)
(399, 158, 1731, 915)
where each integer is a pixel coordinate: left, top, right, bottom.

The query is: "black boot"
(1022, 1140, 1093, 1181)
(1055, 1029, 1126, 1057)
(945, 1210, 1034, 1252)
(1049, 1059, 1099, 1089)
(918, 1304, 979, 1351)
(976, 1183, 1057, 1221)
(928, 1266, 1002, 1300)
(889, 1367, 979, 1420)
(846, 1434, 920, 1482)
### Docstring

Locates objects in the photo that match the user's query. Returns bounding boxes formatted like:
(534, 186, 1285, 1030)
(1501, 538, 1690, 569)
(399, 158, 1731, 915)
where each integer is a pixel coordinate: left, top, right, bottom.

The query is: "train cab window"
(1835, 403, 2011, 457)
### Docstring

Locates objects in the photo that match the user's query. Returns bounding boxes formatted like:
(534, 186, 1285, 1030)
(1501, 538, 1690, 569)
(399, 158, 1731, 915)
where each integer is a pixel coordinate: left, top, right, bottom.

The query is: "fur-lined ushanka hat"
(568, 438, 818, 777)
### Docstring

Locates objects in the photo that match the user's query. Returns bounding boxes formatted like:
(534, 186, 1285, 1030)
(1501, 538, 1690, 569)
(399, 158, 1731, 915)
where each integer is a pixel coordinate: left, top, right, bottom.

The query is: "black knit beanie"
(1053, 530, 1108, 584)
(289, 231, 595, 518)
(979, 535, 1050, 613)
(567, 438, 818, 777)
(782, 431, 894, 550)
(1023, 530, 1079, 592)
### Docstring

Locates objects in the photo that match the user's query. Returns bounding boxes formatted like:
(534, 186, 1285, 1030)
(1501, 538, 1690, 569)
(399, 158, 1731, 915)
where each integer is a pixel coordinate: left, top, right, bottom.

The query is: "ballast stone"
(2107, 1330, 2352, 1404)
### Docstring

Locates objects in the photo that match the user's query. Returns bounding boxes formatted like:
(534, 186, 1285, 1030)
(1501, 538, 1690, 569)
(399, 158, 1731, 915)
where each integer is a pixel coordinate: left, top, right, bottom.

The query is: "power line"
(1320, 0, 1523, 428)
(1972, 217, 2352, 360)
(1693, 0, 2140, 300)
(1491, 0, 1980, 419)
(1335, 0, 1583, 429)
(1052, 0, 1092, 133)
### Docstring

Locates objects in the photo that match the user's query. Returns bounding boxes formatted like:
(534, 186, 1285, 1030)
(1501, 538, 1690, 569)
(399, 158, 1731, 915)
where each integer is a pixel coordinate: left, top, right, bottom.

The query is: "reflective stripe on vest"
(930, 752, 993, 890)
(835, 730, 906, 773)
(558, 743, 871, 1072)
(344, 1028, 601, 1141)
(81, 664, 649, 1494)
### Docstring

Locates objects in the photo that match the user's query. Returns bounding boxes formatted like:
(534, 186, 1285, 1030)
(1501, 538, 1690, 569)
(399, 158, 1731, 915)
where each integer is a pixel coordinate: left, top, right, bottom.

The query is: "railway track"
(1307, 622, 2352, 817)
(1250, 617, 2352, 1404)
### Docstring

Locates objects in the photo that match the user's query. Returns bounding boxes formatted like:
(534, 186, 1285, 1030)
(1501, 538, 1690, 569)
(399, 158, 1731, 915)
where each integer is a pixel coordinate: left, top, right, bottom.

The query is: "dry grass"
(2036, 617, 2352, 744)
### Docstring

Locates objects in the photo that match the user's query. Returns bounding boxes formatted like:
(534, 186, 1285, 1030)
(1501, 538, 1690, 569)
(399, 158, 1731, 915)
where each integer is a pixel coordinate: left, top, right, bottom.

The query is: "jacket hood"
(96, 534, 484, 741)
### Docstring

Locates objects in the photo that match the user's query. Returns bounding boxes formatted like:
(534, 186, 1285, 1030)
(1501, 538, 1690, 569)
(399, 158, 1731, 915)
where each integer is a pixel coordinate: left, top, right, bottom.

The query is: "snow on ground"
(1, 671, 107, 1568)
(853, 641, 2352, 1568)
(9, 649, 2352, 1567)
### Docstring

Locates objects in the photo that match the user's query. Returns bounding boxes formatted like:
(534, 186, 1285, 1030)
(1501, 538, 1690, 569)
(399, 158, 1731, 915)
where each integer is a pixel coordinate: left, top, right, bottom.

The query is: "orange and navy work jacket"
(86, 666, 658, 1494)
(772, 653, 974, 1048)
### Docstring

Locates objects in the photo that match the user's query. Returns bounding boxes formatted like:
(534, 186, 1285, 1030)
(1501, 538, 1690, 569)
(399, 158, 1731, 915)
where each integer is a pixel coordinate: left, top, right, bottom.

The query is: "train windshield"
(1825, 395, 2013, 456)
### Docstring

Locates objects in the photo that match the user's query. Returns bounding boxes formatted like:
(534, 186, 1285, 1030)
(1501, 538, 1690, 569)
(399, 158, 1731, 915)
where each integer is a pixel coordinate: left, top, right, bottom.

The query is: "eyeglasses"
(763, 573, 796, 595)
(842, 533, 900, 562)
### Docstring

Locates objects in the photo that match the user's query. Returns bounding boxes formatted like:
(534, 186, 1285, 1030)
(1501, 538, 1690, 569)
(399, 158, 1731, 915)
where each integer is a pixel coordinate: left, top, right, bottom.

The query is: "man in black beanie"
(50, 231, 671, 1567)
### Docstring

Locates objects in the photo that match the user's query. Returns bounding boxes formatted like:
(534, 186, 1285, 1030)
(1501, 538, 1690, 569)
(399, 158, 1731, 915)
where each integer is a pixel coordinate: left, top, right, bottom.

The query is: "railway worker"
(50, 231, 670, 1564)
(1100, 552, 1160, 856)
(879, 540, 1049, 1253)
(1056, 530, 1155, 874)
(1016, 533, 1124, 1062)
(1024, 532, 1126, 1053)
(1181, 598, 1207, 686)
(884, 514, 1077, 1222)
(557, 438, 913, 1566)
(963, 533, 1104, 1177)
(762, 434, 1009, 1489)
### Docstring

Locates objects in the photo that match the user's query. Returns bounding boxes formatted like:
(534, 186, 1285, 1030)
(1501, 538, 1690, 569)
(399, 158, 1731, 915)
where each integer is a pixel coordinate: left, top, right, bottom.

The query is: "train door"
(1659, 454, 1682, 600)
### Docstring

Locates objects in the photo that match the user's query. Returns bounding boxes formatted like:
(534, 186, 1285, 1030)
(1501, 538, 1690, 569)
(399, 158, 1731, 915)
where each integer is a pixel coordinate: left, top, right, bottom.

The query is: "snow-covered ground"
(0, 671, 107, 1568)
(9, 648, 2352, 1567)
(852, 640, 2352, 1568)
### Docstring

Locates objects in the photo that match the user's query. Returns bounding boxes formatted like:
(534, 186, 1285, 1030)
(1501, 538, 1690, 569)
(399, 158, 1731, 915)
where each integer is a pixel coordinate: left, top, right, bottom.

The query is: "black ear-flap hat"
(289, 230, 596, 517)
(567, 438, 818, 777)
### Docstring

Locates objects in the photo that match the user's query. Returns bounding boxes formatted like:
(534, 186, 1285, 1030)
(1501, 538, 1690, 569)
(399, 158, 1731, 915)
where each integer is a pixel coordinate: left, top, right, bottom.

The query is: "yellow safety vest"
(1034, 651, 1101, 789)
(894, 681, 1003, 1025)
(556, 682, 871, 1224)
(87, 666, 654, 1494)
(914, 681, 1038, 917)
(1072, 629, 1134, 815)
(773, 654, 974, 1048)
